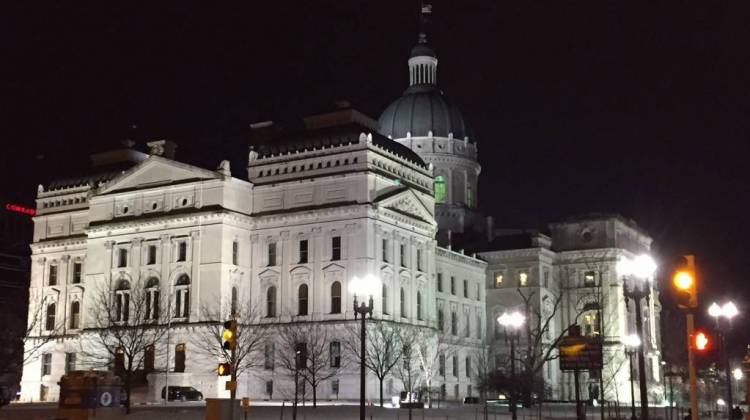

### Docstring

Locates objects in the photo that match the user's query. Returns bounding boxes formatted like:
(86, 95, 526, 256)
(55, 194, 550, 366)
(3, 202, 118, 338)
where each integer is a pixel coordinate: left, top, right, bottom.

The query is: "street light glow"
(497, 310, 525, 329)
(617, 254, 657, 280)
(733, 367, 743, 381)
(622, 333, 641, 348)
(709, 302, 723, 318)
(349, 274, 380, 297)
(708, 301, 739, 319)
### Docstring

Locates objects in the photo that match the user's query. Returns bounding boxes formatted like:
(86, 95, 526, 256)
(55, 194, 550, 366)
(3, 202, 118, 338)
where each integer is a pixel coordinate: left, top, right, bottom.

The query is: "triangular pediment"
(375, 188, 435, 224)
(96, 156, 222, 195)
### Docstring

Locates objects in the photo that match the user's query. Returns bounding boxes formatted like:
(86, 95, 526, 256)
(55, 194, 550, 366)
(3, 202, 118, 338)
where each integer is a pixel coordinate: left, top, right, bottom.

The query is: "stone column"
(190, 230, 201, 318)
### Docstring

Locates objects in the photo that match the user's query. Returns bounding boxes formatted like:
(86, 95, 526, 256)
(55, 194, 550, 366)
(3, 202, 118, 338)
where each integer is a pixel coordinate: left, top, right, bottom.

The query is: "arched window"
(382, 284, 389, 315)
(331, 281, 341, 314)
(231, 287, 238, 316)
(417, 292, 423, 321)
(298, 284, 308, 316)
(174, 275, 190, 318)
(434, 175, 446, 203)
(45, 303, 56, 331)
(400, 288, 406, 318)
(266, 286, 277, 317)
(69, 301, 80, 329)
(115, 279, 130, 322)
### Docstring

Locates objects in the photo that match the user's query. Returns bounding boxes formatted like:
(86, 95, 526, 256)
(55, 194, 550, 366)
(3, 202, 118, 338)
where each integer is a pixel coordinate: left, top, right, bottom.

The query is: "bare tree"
(277, 322, 340, 408)
(412, 326, 445, 408)
(343, 319, 402, 407)
(80, 279, 169, 414)
(394, 326, 423, 419)
(192, 298, 269, 405)
(3, 291, 60, 381)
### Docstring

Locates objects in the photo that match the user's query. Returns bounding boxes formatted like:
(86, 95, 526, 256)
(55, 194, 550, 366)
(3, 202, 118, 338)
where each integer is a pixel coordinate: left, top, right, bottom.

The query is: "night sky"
(3, 3, 749, 358)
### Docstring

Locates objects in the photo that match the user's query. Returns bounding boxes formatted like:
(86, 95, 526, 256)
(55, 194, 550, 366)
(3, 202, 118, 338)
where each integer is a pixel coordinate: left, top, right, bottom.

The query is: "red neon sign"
(5, 203, 36, 216)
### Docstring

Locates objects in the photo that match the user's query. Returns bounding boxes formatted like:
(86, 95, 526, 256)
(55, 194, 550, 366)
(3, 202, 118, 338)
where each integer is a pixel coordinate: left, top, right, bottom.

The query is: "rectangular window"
(519, 272, 528, 287)
(72, 262, 82, 284)
(400, 244, 406, 267)
(174, 344, 186, 373)
(477, 316, 482, 339)
(41, 353, 52, 376)
(268, 242, 277, 266)
(437, 273, 443, 292)
(118, 249, 128, 267)
(417, 249, 422, 271)
(265, 380, 274, 397)
(450, 277, 456, 295)
(264, 343, 275, 370)
(452, 356, 458, 377)
(494, 273, 503, 288)
(40, 385, 49, 402)
(467, 384, 472, 397)
(49, 265, 58, 286)
(177, 242, 187, 262)
(465, 313, 470, 338)
(454, 384, 459, 399)
(466, 357, 471, 377)
(331, 379, 340, 396)
(439, 355, 445, 376)
(299, 239, 308, 263)
(463, 279, 468, 298)
(382, 238, 388, 262)
(543, 268, 550, 288)
(147, 245, 157, 265)
(65, 352, 76, 374)
(331, 236, 341, 261)
(330, 341, 341, 368)
(584, 271, 597, 287)
(232, 241, 239, 265)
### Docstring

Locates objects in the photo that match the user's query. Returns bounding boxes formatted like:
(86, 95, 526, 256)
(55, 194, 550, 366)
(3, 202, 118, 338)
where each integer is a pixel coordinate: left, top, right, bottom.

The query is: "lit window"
(494, 273, 503, 288)
(584, 271, 597, 287)
(519, 272, 528, 287)
(434, 175, 446, 203)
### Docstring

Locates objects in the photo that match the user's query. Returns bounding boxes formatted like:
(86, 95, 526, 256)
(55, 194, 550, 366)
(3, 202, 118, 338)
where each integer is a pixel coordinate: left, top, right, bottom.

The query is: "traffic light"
(691, 330, 711, 352)
(672, 255, 697, 309)
(218, 362, 231, 376)
(222, 320, 237, 350)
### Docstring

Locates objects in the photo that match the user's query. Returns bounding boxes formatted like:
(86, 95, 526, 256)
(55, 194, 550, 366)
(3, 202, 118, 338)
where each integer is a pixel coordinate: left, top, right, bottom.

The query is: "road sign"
(559, 329, 603, 371)
(225, 380, 236, 391)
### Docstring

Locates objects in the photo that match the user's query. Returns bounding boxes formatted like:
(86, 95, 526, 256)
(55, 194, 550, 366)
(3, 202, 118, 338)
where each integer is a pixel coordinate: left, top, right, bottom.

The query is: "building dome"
(378, 85, 472, 140)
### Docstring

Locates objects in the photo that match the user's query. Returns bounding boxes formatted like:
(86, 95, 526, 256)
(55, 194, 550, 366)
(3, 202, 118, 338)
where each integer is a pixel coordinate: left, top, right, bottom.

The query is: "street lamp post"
(350, 274, 378, 420)
(708, 301, 739, 420)
(618, 254, 657, 420)
(497, 310, 525, 420)
(623, 334, 642, 420)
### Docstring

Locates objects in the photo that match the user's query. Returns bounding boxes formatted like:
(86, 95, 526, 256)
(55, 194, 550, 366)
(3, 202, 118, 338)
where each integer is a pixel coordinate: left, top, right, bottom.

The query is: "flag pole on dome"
(419, 2, 432, 41)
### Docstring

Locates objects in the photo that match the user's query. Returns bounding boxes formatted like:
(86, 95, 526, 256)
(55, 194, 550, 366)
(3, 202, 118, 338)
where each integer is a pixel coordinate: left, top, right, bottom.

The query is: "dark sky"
(2, 2, 750, 357)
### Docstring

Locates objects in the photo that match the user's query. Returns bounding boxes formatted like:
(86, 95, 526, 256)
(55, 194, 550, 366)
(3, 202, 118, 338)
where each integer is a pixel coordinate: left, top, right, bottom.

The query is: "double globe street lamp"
(350, 274, 380, 420)
(622, 333, 642, 420)
(708, 300, 739, 419)
(617, 254, 657, 420)
(497, 310, 525, 420)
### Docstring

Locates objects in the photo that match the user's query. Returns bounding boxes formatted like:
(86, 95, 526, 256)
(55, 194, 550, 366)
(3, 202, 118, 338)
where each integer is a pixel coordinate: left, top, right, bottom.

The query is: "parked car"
(161, 386, 203, 402)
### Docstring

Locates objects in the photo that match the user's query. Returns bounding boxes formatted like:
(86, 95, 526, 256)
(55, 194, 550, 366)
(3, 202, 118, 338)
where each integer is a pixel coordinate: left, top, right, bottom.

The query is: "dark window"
(400, 288, 406, 318)
(465, 314, 471, 338)
(451, 311, 457, 335)
(450, 276, 456, 295)
(147, 246, 157, 265)
(400, 244, 406, 267)
(45, 303, 56, 331)
(266, 381, 274, 397)
(437, 273, 443, 292)
(114, 348, 124, 376)
(437, 309, 444, 330)
(299, 240, 308, 263)
(382, 284, 389, 314)
(417, 249, 423, 271)
(266, 287, 276, 317)
(382, 239, 388, 262)
(69, 301, 80, 329)
(331, 281, 341, 314)
(232, 241, 239, 265)
(264, 343, 275, 370)
(41, 353, 51, 376)
(268, 243, 277, 266)
(72, 263, 82, 284)
(145, 345, 155, 373)
(65, 353, 76, 374)
(452, 356, 459, 377)
(417, 292, 423, 321)
(177, 242, 187, 262)
(294, 343, 307, 369)
(298, 284, 308, 316)
(331, 379, 340, 396)
(118, 249, 128, 267)
(49, 265, 58, 286)
(231, 287, 238, 315)
(331, 236, 341, 261)
(439, 355, 445, 376)
(174, 344, 186, 372)
(463, 279, 468, 298)
(330, 341, 341, 368)
(466, 357, 471, 377)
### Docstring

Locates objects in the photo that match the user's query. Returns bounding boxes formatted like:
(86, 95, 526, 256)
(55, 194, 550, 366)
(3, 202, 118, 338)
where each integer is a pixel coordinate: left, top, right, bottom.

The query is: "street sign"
(559, 328, 603, 371)
(225, 380, 237, 391)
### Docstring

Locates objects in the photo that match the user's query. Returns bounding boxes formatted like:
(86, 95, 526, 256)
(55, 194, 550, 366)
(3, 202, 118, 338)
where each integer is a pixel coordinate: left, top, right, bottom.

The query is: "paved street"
(0, 402, 689, 420)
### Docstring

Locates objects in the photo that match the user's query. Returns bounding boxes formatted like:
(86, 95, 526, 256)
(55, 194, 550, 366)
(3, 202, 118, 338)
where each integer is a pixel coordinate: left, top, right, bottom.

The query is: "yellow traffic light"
(223, 320, 237, 350)
(218, 362, 231, 376)
(672, 255, 697, 309)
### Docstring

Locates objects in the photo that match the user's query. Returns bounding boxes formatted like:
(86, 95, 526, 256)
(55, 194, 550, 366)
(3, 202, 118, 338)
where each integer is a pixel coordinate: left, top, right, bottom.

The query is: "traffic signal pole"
(686, 313, 698, 420)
